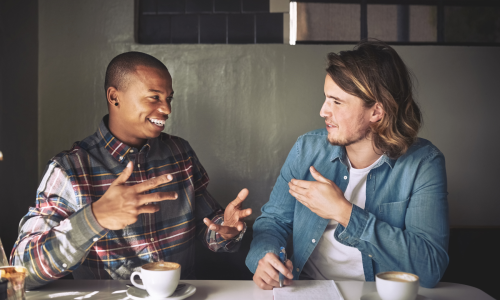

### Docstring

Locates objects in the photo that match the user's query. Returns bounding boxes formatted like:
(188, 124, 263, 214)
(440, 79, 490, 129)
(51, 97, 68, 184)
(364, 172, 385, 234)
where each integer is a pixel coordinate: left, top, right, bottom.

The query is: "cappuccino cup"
(130, 262, 181, 298)
(376, 271, 419, 300)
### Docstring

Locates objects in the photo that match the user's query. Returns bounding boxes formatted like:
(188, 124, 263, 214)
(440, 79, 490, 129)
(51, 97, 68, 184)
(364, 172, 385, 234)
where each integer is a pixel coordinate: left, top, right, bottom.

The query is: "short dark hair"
(326, 40, 422, 159)
(104, 51, 168, 94)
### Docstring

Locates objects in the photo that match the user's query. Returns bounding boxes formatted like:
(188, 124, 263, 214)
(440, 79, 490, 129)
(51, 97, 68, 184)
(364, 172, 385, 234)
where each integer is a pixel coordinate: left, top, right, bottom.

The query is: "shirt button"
(312, 239, 316, 243)
(119, 156, 123, 161)
(130, 150, 134, 153)
(296, 268, 300, 272)
(369, 254, 373, 258)
(138, 164, 141, 168)
(344, 176, 347, 180)
(150, 238, 154, 242)
(93, 238, 98, 242)
(62, 263, 67, 268)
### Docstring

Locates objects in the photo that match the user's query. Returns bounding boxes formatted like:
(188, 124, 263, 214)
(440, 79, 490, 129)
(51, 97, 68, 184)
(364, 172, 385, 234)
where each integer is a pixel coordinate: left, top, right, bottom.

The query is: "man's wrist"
(91, 202, 108, 229)
(335, 200, 353, 227)
(219, 221, 247, 241)
(234, 222, 247, 242)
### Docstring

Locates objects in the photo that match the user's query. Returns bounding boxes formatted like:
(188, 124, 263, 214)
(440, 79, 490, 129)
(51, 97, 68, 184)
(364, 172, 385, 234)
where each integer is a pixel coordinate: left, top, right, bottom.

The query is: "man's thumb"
(115, 161, 133, 185)
(310, 166, 330, 183)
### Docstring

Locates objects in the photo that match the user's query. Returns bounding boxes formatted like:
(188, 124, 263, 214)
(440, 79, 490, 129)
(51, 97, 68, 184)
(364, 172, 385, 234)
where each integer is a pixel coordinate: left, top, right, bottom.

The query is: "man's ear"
(370, 102, 384, 123)
(107, 87, 119, 106)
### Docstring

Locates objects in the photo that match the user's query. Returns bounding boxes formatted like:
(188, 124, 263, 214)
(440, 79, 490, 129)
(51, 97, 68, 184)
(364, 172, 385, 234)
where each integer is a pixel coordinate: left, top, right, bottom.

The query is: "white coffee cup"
(376, 271, 419, 300)
(130, 261, 181, 298)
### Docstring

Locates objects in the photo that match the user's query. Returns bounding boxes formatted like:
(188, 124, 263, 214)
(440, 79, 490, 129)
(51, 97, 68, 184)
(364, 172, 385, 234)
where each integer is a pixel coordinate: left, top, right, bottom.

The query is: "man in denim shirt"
(246, 41, 449, 289)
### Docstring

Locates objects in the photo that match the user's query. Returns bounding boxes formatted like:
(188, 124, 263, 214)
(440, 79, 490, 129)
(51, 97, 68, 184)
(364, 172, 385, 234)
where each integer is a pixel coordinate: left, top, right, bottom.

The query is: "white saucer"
(360, 292, 431, 300)
(126, 282, 196, 300)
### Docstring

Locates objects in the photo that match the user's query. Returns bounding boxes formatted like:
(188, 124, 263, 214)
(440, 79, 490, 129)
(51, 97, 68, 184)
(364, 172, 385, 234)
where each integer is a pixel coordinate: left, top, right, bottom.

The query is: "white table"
(25, 280, 494, 300)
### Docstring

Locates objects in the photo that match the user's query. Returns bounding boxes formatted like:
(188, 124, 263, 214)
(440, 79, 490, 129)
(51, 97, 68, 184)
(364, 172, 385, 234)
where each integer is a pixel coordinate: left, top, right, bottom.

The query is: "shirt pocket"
(377, 198, 409, 229)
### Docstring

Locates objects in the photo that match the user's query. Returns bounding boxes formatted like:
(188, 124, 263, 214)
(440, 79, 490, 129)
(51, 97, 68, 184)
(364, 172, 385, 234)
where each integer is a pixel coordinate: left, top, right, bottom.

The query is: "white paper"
(273, 280, 344, 300)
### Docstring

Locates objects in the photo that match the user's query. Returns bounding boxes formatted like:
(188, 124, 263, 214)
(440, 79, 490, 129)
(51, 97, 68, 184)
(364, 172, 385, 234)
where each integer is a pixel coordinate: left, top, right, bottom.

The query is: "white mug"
(130, 262, 181, 298)
(376, 271, 419, 300)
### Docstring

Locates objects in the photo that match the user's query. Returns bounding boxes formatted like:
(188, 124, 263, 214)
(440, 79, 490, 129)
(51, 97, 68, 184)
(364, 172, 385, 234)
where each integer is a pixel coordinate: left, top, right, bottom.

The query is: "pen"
(278, 246, 287, 288)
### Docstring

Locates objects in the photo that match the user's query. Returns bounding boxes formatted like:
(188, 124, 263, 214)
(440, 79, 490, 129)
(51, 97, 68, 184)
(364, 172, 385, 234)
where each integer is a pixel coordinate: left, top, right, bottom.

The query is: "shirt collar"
(329, 144, 345, 164)
(329, 144, 396, 169)
(97, 115, 151, 163)
(379, 154, 396, 169)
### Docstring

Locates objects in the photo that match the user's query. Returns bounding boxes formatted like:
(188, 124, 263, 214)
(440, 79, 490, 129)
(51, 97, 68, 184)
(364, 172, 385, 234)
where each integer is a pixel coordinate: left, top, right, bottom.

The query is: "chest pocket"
(377, 198, 409, 229)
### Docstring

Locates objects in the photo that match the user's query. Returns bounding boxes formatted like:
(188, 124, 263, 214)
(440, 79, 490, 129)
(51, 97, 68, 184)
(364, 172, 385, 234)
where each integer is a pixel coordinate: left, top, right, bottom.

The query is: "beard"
(327, 126, 371, 147)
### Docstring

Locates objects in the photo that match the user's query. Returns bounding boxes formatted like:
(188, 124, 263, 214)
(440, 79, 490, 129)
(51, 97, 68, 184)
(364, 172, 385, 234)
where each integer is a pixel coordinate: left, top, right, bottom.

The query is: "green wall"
(39, 0, 500, 226)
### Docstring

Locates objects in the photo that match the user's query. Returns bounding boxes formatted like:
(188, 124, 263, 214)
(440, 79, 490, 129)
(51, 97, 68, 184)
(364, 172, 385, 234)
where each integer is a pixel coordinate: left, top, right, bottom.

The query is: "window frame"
(292, 0, 500, 46)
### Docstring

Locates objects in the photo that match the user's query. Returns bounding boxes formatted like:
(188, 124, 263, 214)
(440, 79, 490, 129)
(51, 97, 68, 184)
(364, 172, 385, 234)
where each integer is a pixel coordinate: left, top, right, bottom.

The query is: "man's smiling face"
(110, 65, 174, 148)
(320, 74, 373, 147)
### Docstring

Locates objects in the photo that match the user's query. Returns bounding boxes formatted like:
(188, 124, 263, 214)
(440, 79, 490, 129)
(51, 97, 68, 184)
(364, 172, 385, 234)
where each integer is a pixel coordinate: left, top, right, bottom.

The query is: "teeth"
(149, 118, 165, 126)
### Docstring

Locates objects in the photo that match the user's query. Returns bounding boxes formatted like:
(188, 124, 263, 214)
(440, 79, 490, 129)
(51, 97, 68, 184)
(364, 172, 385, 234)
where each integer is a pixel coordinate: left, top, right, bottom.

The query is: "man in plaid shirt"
(11, 52, 252, 289)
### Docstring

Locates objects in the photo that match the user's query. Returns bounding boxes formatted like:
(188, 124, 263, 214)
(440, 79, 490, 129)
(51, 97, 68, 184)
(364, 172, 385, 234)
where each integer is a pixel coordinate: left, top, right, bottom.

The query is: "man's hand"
(203, 188, 252, 240)
(92, 161, 178, 230)
(288, 166, 352, 227)
(253, 252, 294, 290)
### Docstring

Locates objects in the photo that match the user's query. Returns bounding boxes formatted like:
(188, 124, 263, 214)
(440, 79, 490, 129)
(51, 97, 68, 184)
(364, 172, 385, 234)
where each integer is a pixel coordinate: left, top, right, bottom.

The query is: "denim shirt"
(246, 129, 449, 288)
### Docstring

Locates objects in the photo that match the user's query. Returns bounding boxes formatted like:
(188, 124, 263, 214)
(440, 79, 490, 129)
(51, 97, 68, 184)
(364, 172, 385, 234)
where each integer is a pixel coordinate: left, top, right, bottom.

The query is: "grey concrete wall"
(38, 0, 500, 227)
(0, 0, 38, 256)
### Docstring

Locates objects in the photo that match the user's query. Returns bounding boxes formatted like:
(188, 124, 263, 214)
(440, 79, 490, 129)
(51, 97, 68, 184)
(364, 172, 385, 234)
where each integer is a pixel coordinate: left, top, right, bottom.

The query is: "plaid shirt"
(11, 116, 243, 289)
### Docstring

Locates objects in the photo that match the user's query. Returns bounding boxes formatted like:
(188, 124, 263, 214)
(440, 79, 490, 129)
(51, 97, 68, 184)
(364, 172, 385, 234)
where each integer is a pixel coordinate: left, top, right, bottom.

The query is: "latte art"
(378, 272, 418, 282)
(142, 262, 180, 271)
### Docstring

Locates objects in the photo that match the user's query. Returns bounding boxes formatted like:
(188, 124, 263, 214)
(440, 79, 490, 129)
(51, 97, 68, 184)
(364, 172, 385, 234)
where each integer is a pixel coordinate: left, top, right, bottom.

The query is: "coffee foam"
(0, 266, 27, 279)
(377, 272, 418, 282)
(142, 262, 180, 271)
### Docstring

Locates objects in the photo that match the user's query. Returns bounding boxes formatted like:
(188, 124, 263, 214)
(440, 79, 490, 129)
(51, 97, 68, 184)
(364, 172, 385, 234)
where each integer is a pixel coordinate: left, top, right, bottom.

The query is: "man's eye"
(151, 96, 159, 100)
(334, 101, 341, 105)
(167, 97, 174, 102)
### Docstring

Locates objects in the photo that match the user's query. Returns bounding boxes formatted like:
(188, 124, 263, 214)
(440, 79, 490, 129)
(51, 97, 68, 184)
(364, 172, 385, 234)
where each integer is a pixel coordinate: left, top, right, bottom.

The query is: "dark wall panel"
(186, 0, 213, 13)
(158, 0, 185, 14)
(171, 14, 199, 43)
(139, 15, 171, 44)
(242, 0, 269, 12)
(228, 14, 255, 43)
(256, 13, 283, 43)
(215, 0, 241, 12)
(138, 0, 282, 44)
(200, 14, 227, 43)
(0, 0, 38, 258)
(140, 0, 157, 14)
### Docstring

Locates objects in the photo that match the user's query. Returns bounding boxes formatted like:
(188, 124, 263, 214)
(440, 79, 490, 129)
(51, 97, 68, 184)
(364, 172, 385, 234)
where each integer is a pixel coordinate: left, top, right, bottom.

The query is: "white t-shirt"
(302, 155, 382, 281)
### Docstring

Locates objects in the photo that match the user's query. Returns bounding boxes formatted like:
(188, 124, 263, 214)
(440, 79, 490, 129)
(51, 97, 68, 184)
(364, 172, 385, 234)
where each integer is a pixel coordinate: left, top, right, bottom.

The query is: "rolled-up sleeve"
(334, 149, 449, 288)
(11, 162, 108, 290)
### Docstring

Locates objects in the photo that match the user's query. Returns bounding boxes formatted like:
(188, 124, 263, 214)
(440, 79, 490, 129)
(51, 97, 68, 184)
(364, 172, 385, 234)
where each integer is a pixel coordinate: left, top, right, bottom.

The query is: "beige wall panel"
(410, 6, 437, 42)
(297, 3, 360, 41)
(270, 0, 289, 13)
(367, 5, 398, 41)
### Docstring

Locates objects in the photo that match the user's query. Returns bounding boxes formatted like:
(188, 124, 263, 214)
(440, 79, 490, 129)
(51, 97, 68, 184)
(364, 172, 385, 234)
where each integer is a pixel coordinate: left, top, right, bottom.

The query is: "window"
(290, 0, 500, 45)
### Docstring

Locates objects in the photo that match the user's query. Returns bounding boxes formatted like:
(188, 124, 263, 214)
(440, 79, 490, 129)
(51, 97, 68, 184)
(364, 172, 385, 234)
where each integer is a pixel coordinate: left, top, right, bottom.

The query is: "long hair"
(326, 40, 422, 159)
